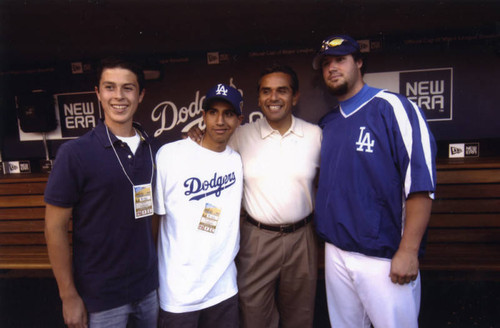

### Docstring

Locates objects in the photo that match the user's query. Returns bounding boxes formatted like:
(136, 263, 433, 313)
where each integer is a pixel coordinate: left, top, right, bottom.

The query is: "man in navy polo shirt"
(45, 57, 159, 328)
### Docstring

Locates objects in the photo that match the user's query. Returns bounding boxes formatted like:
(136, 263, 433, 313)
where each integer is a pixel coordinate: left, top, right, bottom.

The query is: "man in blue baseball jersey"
(312, 35, 437, 328)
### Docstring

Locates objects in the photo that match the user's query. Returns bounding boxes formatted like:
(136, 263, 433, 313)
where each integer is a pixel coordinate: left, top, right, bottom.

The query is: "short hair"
(257, 64, 299, 95)
(96, 57, 145, 93)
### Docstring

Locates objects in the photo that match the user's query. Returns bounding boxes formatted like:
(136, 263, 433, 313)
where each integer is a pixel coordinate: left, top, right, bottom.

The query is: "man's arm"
(389, 192, 432, 285)
(45, 203, 88, 328)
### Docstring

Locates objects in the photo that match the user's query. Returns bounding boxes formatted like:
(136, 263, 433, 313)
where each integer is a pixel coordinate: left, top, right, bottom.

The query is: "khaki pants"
(236, 219, 318, 328)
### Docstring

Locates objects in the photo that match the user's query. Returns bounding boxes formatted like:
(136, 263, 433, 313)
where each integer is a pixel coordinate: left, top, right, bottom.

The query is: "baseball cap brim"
(203, 97, 241, 115)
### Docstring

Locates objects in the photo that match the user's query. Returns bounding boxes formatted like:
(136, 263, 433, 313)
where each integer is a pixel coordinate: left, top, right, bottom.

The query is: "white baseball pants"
(324, 242, 421, 328)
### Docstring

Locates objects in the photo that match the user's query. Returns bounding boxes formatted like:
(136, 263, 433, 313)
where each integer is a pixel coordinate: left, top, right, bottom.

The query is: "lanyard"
(105, 125, 154, 186)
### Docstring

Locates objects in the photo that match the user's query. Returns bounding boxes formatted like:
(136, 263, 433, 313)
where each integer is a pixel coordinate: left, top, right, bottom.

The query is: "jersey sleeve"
(384, 93, 437, 198)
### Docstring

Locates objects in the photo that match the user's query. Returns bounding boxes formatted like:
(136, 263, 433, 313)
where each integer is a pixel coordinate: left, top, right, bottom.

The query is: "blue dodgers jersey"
(315, 86, 437, 259)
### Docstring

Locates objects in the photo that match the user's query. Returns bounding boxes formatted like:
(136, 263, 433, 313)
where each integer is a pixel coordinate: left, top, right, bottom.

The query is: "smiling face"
(95, 67, 145, 136)
(202, 100, 243, 152)
(258, 72, 299, 135)
(321, 54, 364, 101)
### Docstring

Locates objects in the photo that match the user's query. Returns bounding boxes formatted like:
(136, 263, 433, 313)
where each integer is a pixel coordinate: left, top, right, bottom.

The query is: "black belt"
(246, 213, 313, 233)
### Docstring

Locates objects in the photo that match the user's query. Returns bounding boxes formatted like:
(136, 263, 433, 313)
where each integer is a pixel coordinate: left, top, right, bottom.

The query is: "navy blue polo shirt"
(44, 120, 159, 312)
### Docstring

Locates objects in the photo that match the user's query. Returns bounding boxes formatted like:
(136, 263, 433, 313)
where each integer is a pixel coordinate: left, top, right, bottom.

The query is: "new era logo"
(450, 146, 463, 156)
(465, 144, 479, 157)
(449, 143, 479, 158)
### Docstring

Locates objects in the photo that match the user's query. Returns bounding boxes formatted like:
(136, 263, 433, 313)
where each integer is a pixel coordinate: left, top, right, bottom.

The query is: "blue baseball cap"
(312, 35, 360, 70)
(203, 83, 243, 115)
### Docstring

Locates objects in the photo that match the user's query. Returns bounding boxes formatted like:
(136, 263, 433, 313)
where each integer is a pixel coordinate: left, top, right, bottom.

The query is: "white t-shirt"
(116, 130, 140, 154)
(229, 116, 322, 225)
(154, 138, 243, 313)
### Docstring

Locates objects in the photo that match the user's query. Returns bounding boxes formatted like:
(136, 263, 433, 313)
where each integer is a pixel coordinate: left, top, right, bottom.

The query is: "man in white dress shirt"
(190, 64, 321, 328)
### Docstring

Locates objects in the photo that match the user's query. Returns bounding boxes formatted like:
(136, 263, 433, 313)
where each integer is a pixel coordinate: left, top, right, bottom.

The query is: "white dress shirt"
(229, 116, 322, 225)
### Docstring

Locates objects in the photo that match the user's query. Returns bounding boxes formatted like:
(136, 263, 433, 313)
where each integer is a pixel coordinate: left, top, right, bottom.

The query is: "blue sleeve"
(44, 141, 84, 208)
(389, 94, 437, 197)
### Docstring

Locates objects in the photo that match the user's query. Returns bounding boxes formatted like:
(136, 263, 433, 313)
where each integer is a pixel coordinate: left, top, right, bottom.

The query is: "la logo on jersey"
(215, 84, 228, 96)
(356, 126, 374, 153)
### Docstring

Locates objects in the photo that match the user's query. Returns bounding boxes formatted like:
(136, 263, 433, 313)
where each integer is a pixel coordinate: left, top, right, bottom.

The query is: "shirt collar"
(94, 119, 152, 148)
(258, 115, 304, 139)
(339, 84, 383, 117)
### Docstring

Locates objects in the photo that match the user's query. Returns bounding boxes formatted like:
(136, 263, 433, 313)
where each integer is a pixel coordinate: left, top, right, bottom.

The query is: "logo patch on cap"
(215, 84, 228, 96)
(203, 83, 243, 115)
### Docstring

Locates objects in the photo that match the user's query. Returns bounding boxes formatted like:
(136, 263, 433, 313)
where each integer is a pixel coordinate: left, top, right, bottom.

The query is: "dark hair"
(351, 51, 367, 76)
(96, 57, 145, 92)
(257, 63, 299, 95)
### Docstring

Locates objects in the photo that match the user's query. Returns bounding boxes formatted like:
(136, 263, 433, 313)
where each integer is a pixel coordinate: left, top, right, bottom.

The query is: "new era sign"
(364, 68, 453, 122)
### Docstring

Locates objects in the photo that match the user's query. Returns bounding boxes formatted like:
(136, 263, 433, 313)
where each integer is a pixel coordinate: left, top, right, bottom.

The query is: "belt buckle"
(279, 224, 293, 233)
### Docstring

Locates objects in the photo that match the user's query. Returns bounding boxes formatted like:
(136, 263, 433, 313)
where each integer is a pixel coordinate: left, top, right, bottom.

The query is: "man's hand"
(45, 204, 87, 327)
(186, 125, 204, 144)
(62, 293, 88, 328)
(389, 248, 419, 285)
(389, 191, 432, 285)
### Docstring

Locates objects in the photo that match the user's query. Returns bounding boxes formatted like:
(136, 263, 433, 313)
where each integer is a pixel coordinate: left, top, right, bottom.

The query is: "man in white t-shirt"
(154, 84, 244, 328)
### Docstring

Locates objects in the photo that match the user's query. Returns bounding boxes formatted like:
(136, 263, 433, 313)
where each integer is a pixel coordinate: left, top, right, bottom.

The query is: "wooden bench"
(420, 158, 500, 272)
(0, 173, 55, 270)
(1, 159, 499, 273)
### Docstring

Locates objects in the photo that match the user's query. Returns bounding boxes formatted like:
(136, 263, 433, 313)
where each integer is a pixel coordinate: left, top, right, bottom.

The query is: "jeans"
(88, 290, 159, 328)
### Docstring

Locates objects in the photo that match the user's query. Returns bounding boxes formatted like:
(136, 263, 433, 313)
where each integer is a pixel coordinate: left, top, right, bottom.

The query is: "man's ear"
(139, 88, 145, 103)
(95, 86, 101, 101)
(292, 91, 300, 106)
(356, 58, 363, 70)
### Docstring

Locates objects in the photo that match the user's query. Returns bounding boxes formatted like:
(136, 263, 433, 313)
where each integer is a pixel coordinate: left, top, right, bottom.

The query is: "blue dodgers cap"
(312, 35, 361, 70)
(202, 83, 243, 115)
